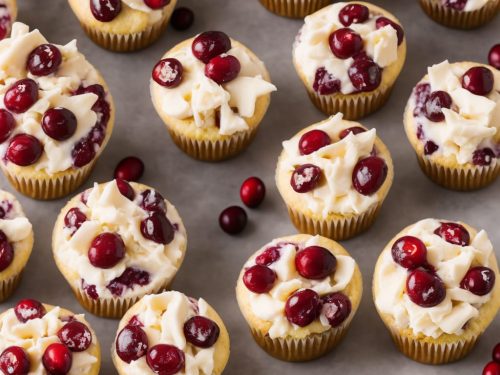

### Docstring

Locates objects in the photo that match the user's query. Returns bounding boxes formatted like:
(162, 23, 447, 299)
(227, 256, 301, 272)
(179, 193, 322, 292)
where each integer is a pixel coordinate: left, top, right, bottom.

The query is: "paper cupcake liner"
(0, 272, 23, 303)
(419, 0, 500, 29)
(258, 0, 332, 18)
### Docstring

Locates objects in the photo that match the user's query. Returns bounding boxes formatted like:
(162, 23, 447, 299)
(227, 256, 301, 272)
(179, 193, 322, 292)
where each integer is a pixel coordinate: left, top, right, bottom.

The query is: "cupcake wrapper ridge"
(259, 0, 332, 18)
(0, 272, 24, 303)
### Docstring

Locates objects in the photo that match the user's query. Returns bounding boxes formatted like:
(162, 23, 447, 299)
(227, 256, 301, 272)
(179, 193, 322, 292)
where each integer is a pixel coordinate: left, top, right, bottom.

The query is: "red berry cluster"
(90, 0, 171, 22)
(483, 343, 500, 375)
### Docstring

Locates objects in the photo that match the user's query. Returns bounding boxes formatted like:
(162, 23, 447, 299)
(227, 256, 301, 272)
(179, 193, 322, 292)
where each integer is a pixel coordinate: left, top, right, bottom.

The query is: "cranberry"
(461, 66, 494, 96)
(64, 208, 87, 234)
(107, 268, 150, 297)
(152, 58, 183, 88)
(171, 7, 194, 30)
(493, 342, 500, 362)
(444, 0, 467, 10)
(295, 246, 337, 280)
(88, 232, 125, 269)
(4, 79, 38, 114)
(328, 28, 363, 59)
(14, 299, 46, 323)
(114, 179, 134, 201)
(116, 325, 148, 363)
(255, 246, 281, 266)
(285, 289, 321, 327)
(312, 67, 341, 95)
(0, 240, 13, 272)
(489, 44, 500, 70)
(219, 206, 247, 234)
(391, 236, 428, 269)
(0, 109, 15, 143)
(0, 346, 30, 375)
(205, 55, 240, 84)
(58, 321, 93, 352)
(352, 156, 388, 196)
(434, 222, 470, 246)
(460, 266, 495, 296)
(113, 157, 144, 182)
(140, 189, 166, 213)
(243, 265, 276, 293)
(144, 0, 171, 9)
(473, 148, 495, 166)
(41, 107, 77, 141)
(192, 31, 231, 64)
(299, 130, 331, 155)
(184, 316, 220, 348)
(0, 20, 9, 41)
(72, 138, 95, 168)
(6, 134, 43, 166)
(90, 0, 121, 22)
(321, 292, 351, 327)
(424, 140, 439, 155)
(338, 4, 369, 26)
(146, 344, 185, 375)
(348, 58, 382, 92)
(375, 17, 404, 45)
(424, 91, 452, 122)
(483, 362, 500, 375)
(141, 212, 175, 244)
(42, 343, 72, 375)
(27, 44, 62, 76)
(76, 84, 106, 101)
(128, 315, 143, 327)
(339, 126, 366, 139)
(406, 269, 446, 308)
(240, 177, 266, 208)
(290, 164, 322, 193)
(82, 280, 99, 300)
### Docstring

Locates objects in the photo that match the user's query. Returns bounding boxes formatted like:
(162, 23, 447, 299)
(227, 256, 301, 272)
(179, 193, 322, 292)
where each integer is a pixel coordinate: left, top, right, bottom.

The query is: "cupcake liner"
(259, 0, 332, 18)
(419, 0, 500, 29)
(0, 272, 23, 303)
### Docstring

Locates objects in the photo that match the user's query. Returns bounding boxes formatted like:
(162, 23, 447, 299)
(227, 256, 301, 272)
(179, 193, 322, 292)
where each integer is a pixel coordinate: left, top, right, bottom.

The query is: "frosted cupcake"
(68, 0, 177, 52)
(293, 2, 406, 119)
(150, 31, 277, 161)
(0, 299, 101, 374)
(276, 113, 393, 240)
(0, 190, 33, 302)
(112, 291, 230, 374)
(0, 23, 115, 200)
(236, 234, 362, 361)
(258, 0, 332, 18)
(373, 219, 500, 364)
(52, 180, 187, 318)
(0, 0, 16, 40)
(404, 61, 500, 190)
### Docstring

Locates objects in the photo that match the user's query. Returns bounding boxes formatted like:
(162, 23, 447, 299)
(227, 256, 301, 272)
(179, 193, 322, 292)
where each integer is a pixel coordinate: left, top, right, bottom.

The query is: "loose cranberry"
(147, 344, 184, 375)
(493, 342, 500, 363)
(240, 177, 266, 208)
(290, 164, 322, 193)
(322, 292, 351, 327)
(72, 138, 95, 168)
(444, 0, 467, 10)
(285, 289, 321, 327)
(352, 156, 388, 196)
(27, 44, 62, 76)
(42, 107, 77, 141)
(64, 208, 87, 234)
(6, 134, 43, 166)
(152, 58, 183, 88)
(460, 266, 495, 296)
(116, 325, 148, 363)
(424, 140, 439, 155)
(255, 246, 281, 266)
(42, 343, 72, 375)
(312, 67, 341, 95)
(0, 109, 15, 143)
(461, 66, 494, 96)
(144, 0, 171, 9)
(434, 222, 470, 246)
(171, 7, 194, 30)
(424, 91, 452, 122)
(299, 130, 331, 155)
(90, 0, 121, 22)
(338, 4, 369, 26)
(58, 321, 92, 352)
(489, 44, 500, 70)
(348, 58, 382, 92)
(295, 246, 337, 280)
(406, 269, 446, 308)
(473, 148, 495, 166)
(375, 17, 404, 45)
(339, 126, 366, 139)
(205, 55, 240, 84)
(329, 28, 363, 59)
(483, 361, 500, 375)
(192, 31, 231, 64)
(184, 316, 220, 348)
(219, 206, 247, 234)
(141, 212, 175, 244)
(14, 299, 46, 323)
(107, 267, 150, 297)
(0, 240, 13, 272)
(243, 265, 276, 293)
(140, 190, 166, 213)
(88, 232, 125, 269)
(391, 236, 428, 269)
(4, 79, 38, 114)
(0, 346, 30, 375)
(114, 156, 144, 182)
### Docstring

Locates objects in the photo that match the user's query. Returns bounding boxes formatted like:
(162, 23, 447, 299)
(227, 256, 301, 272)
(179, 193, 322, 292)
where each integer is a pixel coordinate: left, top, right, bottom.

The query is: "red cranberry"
(391, 236, 428, 269)
(352, 156, 388, 196)
(313, 67, 341, 95)
(171, 7, 194, 30)
(483, 361, 500, 375)
(114, 156, 144, 182)
(141, 212, 174, 244)
(461, 66, 494, 96)
(42, 343, 72, 375)
(348, 58, 382, 92)
(152, 58, 183, 88)
(489, 44, 500, 70)
(290, 164, 322, 193)
(81, 280, 99, 300)
(14, 299, 46, 323)
(116, 326, 148, 363)
(0, 18, 9, 41)
(146, 344, 184, 375)
(339, 126, 366, 139)
(406, 269, 446, 308)
(321, 292, 351, 327)
(57, 321, 92, 352)
(205, 55, 240, 84)
(240, 177, 266, 208)
(192, 31, 231, 64)
(424, 91, 452, 122)
(27, 44, 62, 76)
(0, 239, 13, 272)
(329, 28, 363, 59)
(434, 222, 470, 246)
(107, 268, 150, 297)
(42, 107, 77, 141)
(493, 342, 500, 363)
(0, 346, 30, 375)
(140, 189, 166, 213)
(144, 0, 171, 9)
(444, 0, 467, 10)
(460, 266, 495, 296)
(375, 17, 404, 45)
(285, 289, 321, 327)
(64, 208, 87, 234)
(115, 178, 135, 200)
(184, 316, 220, 348)
(299, 129, 331, 155)
(128, 315, 143, 327)
(4, 79, 38, 114)
(243, 265, 276, 293)
(90, 0, 121, 22)
(338, 4, 369, 26)
(88, 232, 125, 269)
(219, 206, 247, 234)
(295, 246, 337, 280)
(255, 246, 281, 266)
(473, 148, 495, 166)
(0, 109, 15, 143)
(424, 140, 439, 155)
(6, 134, 43, 166)
(76, 84, 106, 101)
(71, 138, 95, 168)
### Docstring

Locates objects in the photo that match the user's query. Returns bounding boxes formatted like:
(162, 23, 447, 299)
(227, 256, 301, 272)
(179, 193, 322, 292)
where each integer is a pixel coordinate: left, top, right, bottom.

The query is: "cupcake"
(0, 298, 101, 374)
(404, 60, 500, 191)
(68, 0, 177, 52)
(419, 0, 499, 29)
(236, 234, 362, 361)
(112, 291, 230, 374)
(150, 31, 277, 161)
(258, 0, 332, 18)
(0, 23, 115, 200)
(293, 2, 407, 120)
(276, 113, 393, 240)
(373, 219, 500, 364)
(52, 180, 187, 318)
(0, 190, 33, 302)
(0, 0, 16, 40)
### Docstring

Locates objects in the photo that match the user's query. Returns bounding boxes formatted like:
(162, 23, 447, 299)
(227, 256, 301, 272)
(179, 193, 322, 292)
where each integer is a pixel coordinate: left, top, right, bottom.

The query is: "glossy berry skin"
(144, 0, 171, 9)
(483, 361, 500, 375)
(64, 207, 87, 234)
(152, 58, 183, 88)
(140, 212, 175, 244)
(171, 7, 194, 30)
(434, 222, 470, 246)
(107, 267, 150, 297)
(375, 17, 404, 45)
(205, 55, 240, 84)
(255, 246, 281, 266)
(27, 44, 62, 76)
(339, 126, 366, 139)
(183, 316, 220, 348)
(0, 108, 16, 143)
(42, 107, 77, 141)
(57, 321, 93, 352)
(116, 178, 135, 200)
(140, 190, 166, 213)
(290, 164, 322, 193)
(71, 138, 95, 168)
(493, 342, 500, 363)
(352, 156, 388, 196)
(243, 265, 276, 293)
(114, 156, 144, 181)
(88, 232, 125, 269)
(338, 4, 369, 26)
(90, 0, 122, 22)
(219, 206, 247, 235)
(192, 31, 231, 64)
(240, 177, 266, 208)
(461, 66, 494, 96)
(295, 246, 337, 280)
(42, 343, 72, 375)
(473, 148, 495, 166)
(14, 299, 46, 323)
(348, 58, 382, 92)
(285, 289, 321, 327)
(406, 269, 446, 308)
(115, 326, 149, 363)
(299, 130, 331, 155)
(6, 134, 43, 166)
(328, 28, 363, 59)
(489, 44, 500, 70)
(146, 344, 185, 375)
(460, 266, 495, 296)
(0, 346, 30, 375)
(0, 239, 13, 272)
(424, 140, 439, 155)
(424, 91, 452, 122)
(313, 67, 341, 95)
(4, 79, 39, 114)
(391, 236, 428, 270)
(322, 292, 352, 327)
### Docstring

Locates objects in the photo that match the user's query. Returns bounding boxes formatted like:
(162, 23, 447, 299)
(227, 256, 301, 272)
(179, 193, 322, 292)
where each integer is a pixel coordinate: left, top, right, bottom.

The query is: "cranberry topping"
(205, 55, 240, 84)
(128, 315, 143, 327)
(338, 4, 369, 26)
(243, 265, 276, 293)
(434, 222, 470, 246)
(460, 266, 495, 296)
(489, 44, 500, 70)
(152, 58, 183, 88)
(313, 67, 341, 95)
(184, 316, 220, 348)
(285, 289, 321, 327)
(114, 156, 144, 182)
(413, 83, 431, 117)
(329, 28, 363, 59)
(406, 269, 446, 308)
(107, 267, 150, 297)
(140, 212, 175, 244)
(147, 344, 185, 375)
(322, 292, 352, 327)
(14, 299, 46, 323)
(0, 109, 15, 143)
(116, 325, 149, 363)
(443, 0, 467, 10)
(82, 280, 99, 300)
(424, 140, 439, 155)
(473, 148, 495, 166)
(493, 342, 500, 362)
(27, 44, 62, 76)
(339, 126, 366, 139)
(391, 236, 428, 269)
(0, 346, 30, 375)
(290, 164, 322, 193)
(0, 232, 13, 272)
(58, 321, 93, 352)
(4, 79, 38, 114)
(255, 246, 281, 266)
(240, 177, 266, 208)
(144, 0, 171, 9)
(424, 91, 452, 122)
(219, 206, 247, 234)
(295, 246, 337, 280)
(192, 31, 231, 64)
(140, 189, 166, 213)
(42, 343, 72, 375)
(375, 17, 404, 45)
(6, 134, 43, 166)
(483, 361, 500, 375)
(88, 232, 125, 269)
(352, 156, 388, 196)
(116, 178, 135, 200)
(299, 130, 331, 155)
(90, 0, 122, 22)
(171, 7, 194, 31)
(71, 138, 95, 168)
(64, 208, 87, 234)
(0, 17, 10, 41)
(42, 107, 77, 141)
(348, 58, 382, 92)
(461, 66, 494, 96)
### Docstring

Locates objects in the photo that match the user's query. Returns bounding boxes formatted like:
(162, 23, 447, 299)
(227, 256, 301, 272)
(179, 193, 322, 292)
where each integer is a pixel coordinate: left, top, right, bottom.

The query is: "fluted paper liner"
(259, 0, 332, 18)
(0, 272, 24, 303)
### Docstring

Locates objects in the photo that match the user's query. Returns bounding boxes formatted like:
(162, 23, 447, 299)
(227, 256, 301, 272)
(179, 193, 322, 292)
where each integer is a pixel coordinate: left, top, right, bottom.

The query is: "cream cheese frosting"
(122, 0, 163, 24)
(443, 0, 489, 11)
(0, 190, 32, 245)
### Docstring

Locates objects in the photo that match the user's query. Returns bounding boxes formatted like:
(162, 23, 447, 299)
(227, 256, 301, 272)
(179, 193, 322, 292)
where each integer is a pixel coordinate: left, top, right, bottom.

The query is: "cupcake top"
(52, 180, 187, 301)
(113, 291, 229, 375)
(441, 0, 489, 11)
(374, 218, 499, 339)
(0, 0, 15, 40)
(0, 299, 100, 374)
(236, 234, 362, 339)
(406, 60, 499, 166)
(150, 31, 276, 136)
(293, 2, 405, 95)
(276, 113, 393, 217)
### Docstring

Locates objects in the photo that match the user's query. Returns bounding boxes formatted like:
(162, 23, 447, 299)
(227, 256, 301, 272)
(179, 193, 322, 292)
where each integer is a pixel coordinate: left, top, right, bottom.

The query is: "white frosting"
(122, 0, 163, 24)
(151, 41, 276, 136)
(0, 190, 32, 245)
(0, 307, 98, 375)
(374, 219, 496, 338)
(293, 2, 400, 95)
(443, 0, 489, 11)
